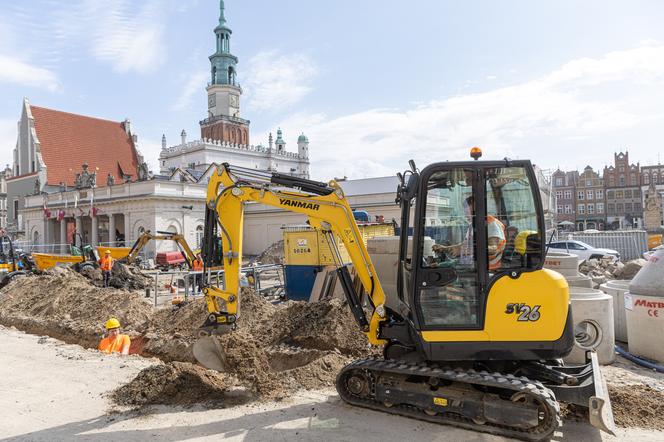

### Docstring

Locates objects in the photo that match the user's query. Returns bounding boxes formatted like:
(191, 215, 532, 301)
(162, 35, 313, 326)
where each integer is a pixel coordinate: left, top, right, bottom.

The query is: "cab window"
(485, 167, 542, 272)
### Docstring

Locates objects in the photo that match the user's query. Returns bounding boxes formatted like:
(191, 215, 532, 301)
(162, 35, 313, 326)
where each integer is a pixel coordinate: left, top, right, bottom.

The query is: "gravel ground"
(1, 326, 663, 442)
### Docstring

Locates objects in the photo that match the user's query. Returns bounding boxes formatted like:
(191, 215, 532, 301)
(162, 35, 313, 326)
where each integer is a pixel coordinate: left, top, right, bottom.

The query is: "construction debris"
(252, 240, 284, 265)
(609, 384, 664, 430)
(579, 258, 647, 286)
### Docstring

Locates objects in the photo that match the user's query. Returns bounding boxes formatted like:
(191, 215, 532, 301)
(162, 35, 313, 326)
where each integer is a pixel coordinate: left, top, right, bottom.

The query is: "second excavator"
(193, 153, 614, 441)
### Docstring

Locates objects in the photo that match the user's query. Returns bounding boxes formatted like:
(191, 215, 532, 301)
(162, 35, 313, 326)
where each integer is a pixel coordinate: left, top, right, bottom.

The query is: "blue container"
(284, 264, 322, 301)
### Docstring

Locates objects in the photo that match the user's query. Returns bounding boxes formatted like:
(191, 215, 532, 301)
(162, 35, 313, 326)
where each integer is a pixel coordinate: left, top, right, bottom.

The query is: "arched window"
(644, 174, 650, 184)
(228, 67, 235, 85)
(212, 66, 217, 84)
(196, 225, 204, 248)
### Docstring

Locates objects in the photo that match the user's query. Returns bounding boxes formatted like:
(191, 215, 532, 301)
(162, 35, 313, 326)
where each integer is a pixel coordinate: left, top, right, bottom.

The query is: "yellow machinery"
(123, 230, 197, 269)
(32, 242, 99, 272)
(193, 160, 614, 440)
(95, 246, 131, 260)
(0, 234, 28, 288)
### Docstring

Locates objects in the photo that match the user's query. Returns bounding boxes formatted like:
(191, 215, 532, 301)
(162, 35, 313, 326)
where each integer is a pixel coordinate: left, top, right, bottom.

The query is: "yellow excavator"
(193, 157, 615, 440)
(123, 230, 197, 270)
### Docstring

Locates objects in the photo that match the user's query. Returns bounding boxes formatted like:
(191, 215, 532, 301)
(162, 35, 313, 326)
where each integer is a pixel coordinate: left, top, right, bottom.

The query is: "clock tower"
(200, 0, 250, 145)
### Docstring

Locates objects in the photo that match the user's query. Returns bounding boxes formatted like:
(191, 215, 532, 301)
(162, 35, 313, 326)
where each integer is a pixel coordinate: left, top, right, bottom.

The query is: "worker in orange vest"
(98, 318, 131, 355)
(487, 215, 507, 271)
(99, 250, 114, 287)
(192, 254, 204, 294)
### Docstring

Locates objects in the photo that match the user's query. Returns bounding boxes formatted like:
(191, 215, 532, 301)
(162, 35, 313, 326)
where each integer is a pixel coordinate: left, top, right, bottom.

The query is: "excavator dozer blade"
(588, 351, 616, 436)
(192, 336, 228, 372)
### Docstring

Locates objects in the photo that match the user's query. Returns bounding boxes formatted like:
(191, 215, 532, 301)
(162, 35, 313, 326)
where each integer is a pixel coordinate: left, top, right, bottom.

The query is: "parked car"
(547, 240, 620, 262)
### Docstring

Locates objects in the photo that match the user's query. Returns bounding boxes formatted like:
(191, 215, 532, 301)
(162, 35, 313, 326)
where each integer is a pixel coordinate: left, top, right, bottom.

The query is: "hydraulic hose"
(615, 345, 664, 373)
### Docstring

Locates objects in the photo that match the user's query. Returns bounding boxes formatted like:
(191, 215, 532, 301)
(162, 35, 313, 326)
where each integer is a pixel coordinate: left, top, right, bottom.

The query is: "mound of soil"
(0, 266, 375, 405)
(112, 361, 236, 406)
(253, 240, 284, 265)
(0, 268, 152, 348)
(609, 384, 664, 430)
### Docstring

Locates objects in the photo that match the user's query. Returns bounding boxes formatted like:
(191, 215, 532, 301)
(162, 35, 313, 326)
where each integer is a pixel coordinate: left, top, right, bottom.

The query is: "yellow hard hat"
(515, 230, 538, 255)
(105, 318, 121, 330)
(105, 250, 112, 254)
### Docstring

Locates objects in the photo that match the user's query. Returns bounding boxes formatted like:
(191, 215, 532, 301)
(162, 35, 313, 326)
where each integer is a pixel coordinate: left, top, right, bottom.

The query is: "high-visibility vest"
(99, 256, 114, 272)
(193, 259, 203, 271)
(487, 215, 506, 270)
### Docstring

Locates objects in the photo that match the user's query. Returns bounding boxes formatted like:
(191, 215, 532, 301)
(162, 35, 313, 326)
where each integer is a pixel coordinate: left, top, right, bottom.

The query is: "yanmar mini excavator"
(193, 154, 615, 440)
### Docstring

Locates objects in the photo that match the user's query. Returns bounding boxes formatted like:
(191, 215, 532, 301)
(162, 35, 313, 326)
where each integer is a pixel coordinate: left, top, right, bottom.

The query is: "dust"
(609, 384, 664, 430)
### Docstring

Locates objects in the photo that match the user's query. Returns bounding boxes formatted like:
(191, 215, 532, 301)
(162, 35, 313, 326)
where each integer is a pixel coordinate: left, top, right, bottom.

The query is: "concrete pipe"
(624, 292, 664, 363)
(544, 252, 581, 278)
(629, 248, 664, 297)
(599, 280, 631, 343)
(564, 287, 615, 365)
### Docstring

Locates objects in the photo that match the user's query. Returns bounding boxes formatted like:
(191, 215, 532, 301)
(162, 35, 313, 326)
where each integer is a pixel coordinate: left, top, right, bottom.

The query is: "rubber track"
(336, 357, 561, 442)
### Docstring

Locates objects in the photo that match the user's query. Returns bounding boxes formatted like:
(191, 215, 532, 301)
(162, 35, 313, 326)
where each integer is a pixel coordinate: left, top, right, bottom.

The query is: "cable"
(615, 345, 664, 373)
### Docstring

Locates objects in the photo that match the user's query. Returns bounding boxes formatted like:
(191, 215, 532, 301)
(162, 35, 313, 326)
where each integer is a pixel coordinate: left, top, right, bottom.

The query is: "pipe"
(615, 345, 664, 373)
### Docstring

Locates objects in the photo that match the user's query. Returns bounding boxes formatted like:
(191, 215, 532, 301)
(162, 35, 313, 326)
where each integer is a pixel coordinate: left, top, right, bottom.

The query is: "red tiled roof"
(30, 105, 140, 187)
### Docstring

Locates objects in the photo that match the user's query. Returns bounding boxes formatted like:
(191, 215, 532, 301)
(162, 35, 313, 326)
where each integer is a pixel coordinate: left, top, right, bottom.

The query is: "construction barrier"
(564, 230, 648, 261)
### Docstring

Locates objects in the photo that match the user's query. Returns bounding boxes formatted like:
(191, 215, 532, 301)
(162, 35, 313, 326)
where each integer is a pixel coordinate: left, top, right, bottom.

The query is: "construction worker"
(192, 254, 204, 294)
(487, 215, 506, 271)
(99, 250, 114, 287)
(98, 318, 130, 355)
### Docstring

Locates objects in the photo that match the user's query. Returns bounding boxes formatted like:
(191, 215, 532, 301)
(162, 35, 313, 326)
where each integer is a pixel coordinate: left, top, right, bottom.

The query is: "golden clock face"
(230, 94, 239, 108)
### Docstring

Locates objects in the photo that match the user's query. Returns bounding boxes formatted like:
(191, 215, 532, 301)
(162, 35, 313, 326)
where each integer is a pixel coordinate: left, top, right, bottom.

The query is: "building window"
(597, 203, 604, 214)
(608, 203, 615, 213)
(577, 191, 585, 200)
(564, 190, 572, 199)
(556, 190, 563, 200)
(607, 190, 614, 199)
(555, 178, 563, 186)
(578, 204, 585, 214)
(654, 173, 659, 184)
(586, 179, 592, 186)
(13, 200, 18, 220)
(616, 191, 623, 199)
(565, 204, 572, 214)
(196, 225, 204, 248)
(635, 202, 642, 211)
(624, 189, 632, 198)
(619, 175, 625, 186)
(587, 190, 593, 200)
(587, 204, 594, 214)
(631, 175, 637, 186)
(644, 174, 650, 184)
(609, 177, 615, 186)
(616, 203, 624, 213)
(619, 165, 625, 173)
(626, 203, 633, 212)
(557, 205, 564, 214)
(596, 189, 604, 200)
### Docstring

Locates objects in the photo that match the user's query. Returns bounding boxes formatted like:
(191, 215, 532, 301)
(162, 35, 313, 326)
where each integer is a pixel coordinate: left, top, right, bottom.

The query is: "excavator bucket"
(192, 336, 229, 372)
(588, 351, 616, 435)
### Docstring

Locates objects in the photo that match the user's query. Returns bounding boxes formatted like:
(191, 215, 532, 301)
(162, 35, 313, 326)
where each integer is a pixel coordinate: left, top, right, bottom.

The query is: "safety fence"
(562, 230, 648, 261)
(146, 263, 284, 307)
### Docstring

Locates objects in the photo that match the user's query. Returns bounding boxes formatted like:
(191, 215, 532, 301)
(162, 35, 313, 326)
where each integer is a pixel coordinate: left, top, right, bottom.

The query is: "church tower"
(200, 0, 250, 145)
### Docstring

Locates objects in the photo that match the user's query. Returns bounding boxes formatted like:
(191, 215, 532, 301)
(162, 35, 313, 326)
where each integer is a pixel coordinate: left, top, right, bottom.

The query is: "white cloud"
(171, 70, 209, 112)
(244, 50, 318, 112)
(0, 54, 61, 92)
(271, 45, 664, 180)
(0, 118, 17, 167)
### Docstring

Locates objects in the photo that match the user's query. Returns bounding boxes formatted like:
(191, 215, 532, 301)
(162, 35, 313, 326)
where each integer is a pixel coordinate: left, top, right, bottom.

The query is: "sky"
(1, 0, 664, 180)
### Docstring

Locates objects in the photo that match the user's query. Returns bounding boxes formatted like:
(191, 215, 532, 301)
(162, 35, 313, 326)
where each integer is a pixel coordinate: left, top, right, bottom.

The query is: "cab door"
(410, 165, 487, 330)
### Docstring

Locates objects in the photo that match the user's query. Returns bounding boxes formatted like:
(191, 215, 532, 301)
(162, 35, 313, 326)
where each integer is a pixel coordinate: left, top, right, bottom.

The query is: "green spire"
(219, 0, 226, 25)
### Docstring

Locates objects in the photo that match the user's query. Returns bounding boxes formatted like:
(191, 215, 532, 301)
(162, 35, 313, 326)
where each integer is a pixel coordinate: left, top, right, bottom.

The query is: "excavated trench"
(2, 266, 663, 429)
(0, 267, 372, 405)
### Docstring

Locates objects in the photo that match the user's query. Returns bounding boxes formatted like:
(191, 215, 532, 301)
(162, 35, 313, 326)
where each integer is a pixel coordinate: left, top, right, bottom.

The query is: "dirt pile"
(253, 240, 284, 265)
(0, 267, 373, 404)
(77, 262, 153, 290)
(609, 384, 664, 430)
(0, 268, 152, 348)
(112, 361, 237, 406)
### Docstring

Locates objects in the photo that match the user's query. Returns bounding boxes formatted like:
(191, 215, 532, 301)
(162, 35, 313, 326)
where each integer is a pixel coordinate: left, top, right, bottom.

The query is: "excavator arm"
(199, 163, 388, 345)
(125, 231, 196, 269)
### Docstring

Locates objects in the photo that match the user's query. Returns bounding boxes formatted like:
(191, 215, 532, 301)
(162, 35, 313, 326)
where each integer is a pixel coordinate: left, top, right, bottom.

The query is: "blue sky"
(1, 0, 664, 179)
